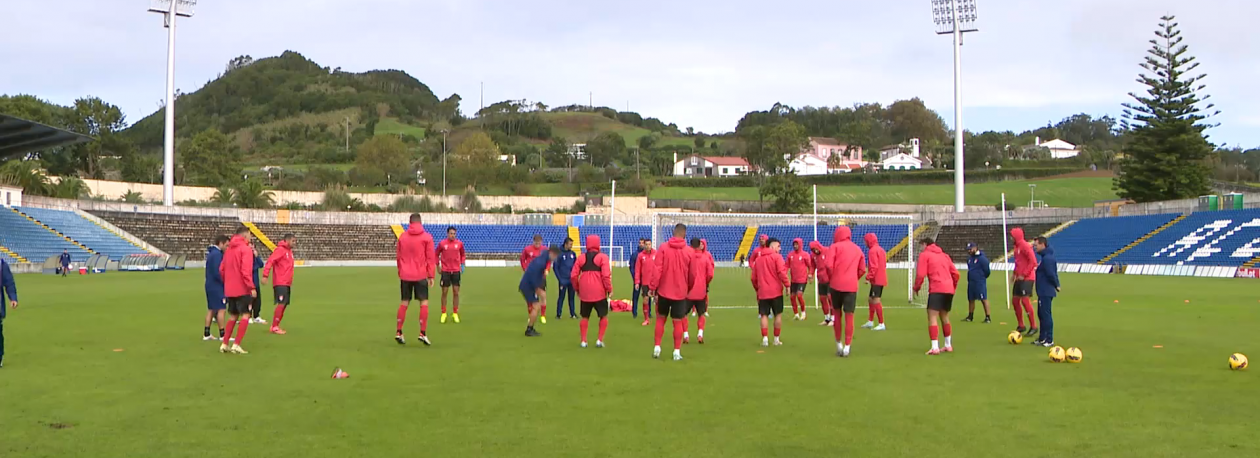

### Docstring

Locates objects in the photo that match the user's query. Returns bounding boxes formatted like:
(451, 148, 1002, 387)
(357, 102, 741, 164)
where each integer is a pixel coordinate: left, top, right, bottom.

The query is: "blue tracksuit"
(59, 252, 71, 275)
(1035, 246, 1060, 343)
(519, 255, 551, 303)
(966, 251, 991, 301)
(205, 246, 226, 310)
(1, 259, 18, 362)
(553, 250, 577, 318)
(629, 246, 643, 317)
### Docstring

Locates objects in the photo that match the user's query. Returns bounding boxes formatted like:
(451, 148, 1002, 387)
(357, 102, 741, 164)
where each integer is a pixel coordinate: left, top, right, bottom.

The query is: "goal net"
(650, 212, 922, 309)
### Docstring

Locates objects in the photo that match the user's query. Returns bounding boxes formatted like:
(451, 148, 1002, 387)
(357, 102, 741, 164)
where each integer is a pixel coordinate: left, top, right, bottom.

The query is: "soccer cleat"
(219, 344, 230, 353)
(683, 333, 690, 344)
(395, 334, 406, 345)
(842, 346, 851, 357)
(452, 313, 460, 323)
(525, 327, 541, 337)
(570, 314, 578, 320)
(230, 344, 248, 355)
(1031, 339, 1045, 346)
(704, 312, 709, 317)
(698, 335, 704, 344)
(962, 316, 973, 322)
(202, 335, 217, 341)
(1016, 326, 1027, 333)
(761, 337, 769, 347)
(673, 350, 683, 361)
(641, 319, 651, 326)
(1040, 341, 1055, 348)
(818, 319, 830, 326)
(595, 340, 605, 348)
(440, 312, 448, 324)
(983, 316, 992, 324)
(580, 341, 588, 348)
(943, 346, 954, 353)
(540, 315, 547, 325)
(652, 346, 662, 359)
(827, 320, 835, 327)
(270, 327, 287, 335)
(861, 321, 875, 329)
(800, 312, 806, 321)
(873, 323, 886, 331)
(1025, 327, 1038, 337)
(926, 348, 941, 356)
(417, 334, 431, 346)
(773, 337, 783, 346)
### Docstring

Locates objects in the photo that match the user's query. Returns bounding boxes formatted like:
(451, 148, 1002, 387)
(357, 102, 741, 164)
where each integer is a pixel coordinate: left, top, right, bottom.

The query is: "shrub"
(460, 187, 483, 212)
(510, 182, 531, 195)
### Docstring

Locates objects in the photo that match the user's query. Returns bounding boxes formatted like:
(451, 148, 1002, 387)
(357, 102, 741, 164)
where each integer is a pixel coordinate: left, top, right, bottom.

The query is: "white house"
(878, 138, 925, 170)
(1034, 138, 1081, 159)
(673, 155, 750, 177)
(0, 184, 22, 207)
(567, 144, 587, 159)
(498, 154, 517, 166)
(790, 137, 866, 175)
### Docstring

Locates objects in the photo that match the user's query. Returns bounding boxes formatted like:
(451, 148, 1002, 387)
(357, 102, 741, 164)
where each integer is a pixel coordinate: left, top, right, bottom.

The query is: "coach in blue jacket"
(1, 258, 19, 368)
(965, 243, 992, 323)
(203, 235, 228, 340)
(553, 238, 577, 320)
(629, 239, 644, 318)
(1033, 236, 1060, 347)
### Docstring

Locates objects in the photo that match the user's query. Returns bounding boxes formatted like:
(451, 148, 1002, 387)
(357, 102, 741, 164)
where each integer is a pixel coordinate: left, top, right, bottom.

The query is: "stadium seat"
(253, 223, 395, 261)
(1111, 209, 1260, 267)
(17, 207, 151, 261)
(1049, 213, 1180, 264)
(92, 211, 241, 261)
(934, 223, 1062, 263)
(0, 208, 92, 263)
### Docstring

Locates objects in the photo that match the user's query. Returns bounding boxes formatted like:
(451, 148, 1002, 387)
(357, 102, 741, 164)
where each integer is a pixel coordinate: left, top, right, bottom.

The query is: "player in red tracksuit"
(261, 234, 295, 335)
(810, 241, 834, 326)
(862, 233, 887, 331)
(219, 226, 257, 354)
(913, 237, 960, 355)
(650, 224, 695, 361)
(520, 234, 549, 322)
(786, 238, 813, 321)
(395, 214, 436, 346)
(747, 234, 769, 268)
(751, 238, 789, 346)
(571, 234, 613, 348)
(1009, 227, 1038, 337)
(633, 241, 658, 326)
(436, 227, 466, 324)
(683, 238, 714, 344)
(827, 226, 865, 357)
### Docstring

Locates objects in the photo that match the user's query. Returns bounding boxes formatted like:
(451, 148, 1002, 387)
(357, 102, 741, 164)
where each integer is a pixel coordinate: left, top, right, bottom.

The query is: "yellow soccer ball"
(1048, 346, 1066, 362)
(1065, 347, 1083, 363)
(1229, 353, 1248, 371)
(1007, 331, 1023, 345)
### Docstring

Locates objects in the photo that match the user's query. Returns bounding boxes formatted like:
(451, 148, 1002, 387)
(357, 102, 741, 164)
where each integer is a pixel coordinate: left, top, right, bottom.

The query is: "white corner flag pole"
(1001, 192, 1011, 310)
(813, 184, 819, 310)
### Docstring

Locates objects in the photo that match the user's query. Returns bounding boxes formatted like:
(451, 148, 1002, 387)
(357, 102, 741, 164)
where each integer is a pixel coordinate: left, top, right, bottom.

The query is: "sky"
(3, 0, 1259, 147)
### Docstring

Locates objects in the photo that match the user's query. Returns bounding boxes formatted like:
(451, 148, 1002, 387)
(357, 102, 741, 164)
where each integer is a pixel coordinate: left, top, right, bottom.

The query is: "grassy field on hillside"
(374, 117, 427, 139)
(0, 267, 1255, 457)
(652, 177, 1117, 208)
(546, 112, 717, 149)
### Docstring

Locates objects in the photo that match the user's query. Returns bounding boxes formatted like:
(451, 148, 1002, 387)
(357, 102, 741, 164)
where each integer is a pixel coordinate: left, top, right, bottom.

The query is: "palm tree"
(51, 177, 90, 199)
(0, 160, 51, 195)
(211, 185, 235, 205)
(231, 179, 274, 209)
(121, 190, 145, 203)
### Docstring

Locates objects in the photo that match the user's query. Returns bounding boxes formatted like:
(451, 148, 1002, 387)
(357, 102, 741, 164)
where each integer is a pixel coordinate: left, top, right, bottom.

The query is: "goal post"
(650, 212, 922, 309)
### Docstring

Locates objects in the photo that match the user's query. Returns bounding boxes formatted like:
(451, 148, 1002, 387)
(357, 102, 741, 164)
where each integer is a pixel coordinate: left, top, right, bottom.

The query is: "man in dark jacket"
(629, 239, 644, 319)
(1032, 237, 1060, 347)
(249, 247, 266, 325)
(203, 235, 229, 341)
(964, 243, 992, 323)
(1, 258, 19, 367)
(520, 245, 561, 337)
(553, 238, 578, 320)
(59, 249, 71, 277)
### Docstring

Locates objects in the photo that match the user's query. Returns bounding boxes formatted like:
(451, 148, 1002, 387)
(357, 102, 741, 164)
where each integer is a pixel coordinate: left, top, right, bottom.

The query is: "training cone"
(332, 368, 350, 379)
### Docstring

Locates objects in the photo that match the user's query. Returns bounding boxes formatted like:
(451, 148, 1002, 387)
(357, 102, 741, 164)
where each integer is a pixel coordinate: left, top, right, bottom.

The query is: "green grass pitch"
(0, 267, 1256, 457)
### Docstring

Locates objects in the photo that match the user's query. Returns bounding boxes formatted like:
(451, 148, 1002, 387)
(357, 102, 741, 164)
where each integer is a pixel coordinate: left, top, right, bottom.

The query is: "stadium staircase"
(567, 226, 580, 250)
(243, 222, 277, 251)
(1108, 209, 1260, 267)
(0, 208, 90, 263)
(74, 210, 159, 255)
(390, 224, 404, 238)
(734, 226, 759, 262)
(92, 211, 241, 261)
(0, 245, 28, 264)
(996, 223, 1070, 262)
(1097, 214, 1188, 264)
(9, 207, 95, 255)
(18, 207, 151, 260)
(887, 223, 932, 260)
(1040, 220, 1078, 239)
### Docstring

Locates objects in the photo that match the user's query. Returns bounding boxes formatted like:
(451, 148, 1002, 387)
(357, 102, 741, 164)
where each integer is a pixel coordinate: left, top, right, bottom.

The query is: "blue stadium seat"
(1111, 209, 1260, 266)
(403, 224, 569, 254)
(578, 225, 650, 262)
(0, 208, 91, 262)
(1049, 213, 1180, 264)
(757, 225, 911, 261)
(18, 207, 150, 261)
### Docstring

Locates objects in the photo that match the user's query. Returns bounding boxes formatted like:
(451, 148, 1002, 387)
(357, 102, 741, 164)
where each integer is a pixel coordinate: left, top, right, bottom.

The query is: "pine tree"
(1114, 15, 1219, 202)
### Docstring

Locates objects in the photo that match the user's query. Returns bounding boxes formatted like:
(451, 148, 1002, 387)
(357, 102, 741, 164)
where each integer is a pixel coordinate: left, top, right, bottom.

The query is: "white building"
(567, 144, 587, 159)
(878, 138, 925, 170)
(0, 184, 21, 207)
(1034, 138, 1081, 159)
(673, 155, 750, 177)
(791, 137, 865, 175)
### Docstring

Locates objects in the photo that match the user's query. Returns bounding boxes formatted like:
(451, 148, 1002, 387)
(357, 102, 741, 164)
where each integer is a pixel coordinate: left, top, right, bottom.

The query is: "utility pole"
(344, 116, 350, 152)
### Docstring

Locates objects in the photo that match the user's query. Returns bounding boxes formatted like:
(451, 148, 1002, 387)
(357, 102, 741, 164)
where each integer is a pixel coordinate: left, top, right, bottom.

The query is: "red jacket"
(810, 241, 830, 284)
(827, 226, 866, 293)
(634, 248, 658, 288)
(701, 239, 715, 265)
(571, 234, 612, 302)
(520, 244, 545, 271)
(687, 243, 715, 301)
(914, 243, 959, 294)
(1011, 227, 1037, 281)
(750, 247, 789, 300)
(220, 234, 256, 297)
(787, 238, 813, 284)
(864, 233, 887, 287)
(436, 238, 465, 273)
(262, 239, 295, 287)
(652, 237, 694, 301)
(397, 225, 435, 282)
(747, 234, 769, 266)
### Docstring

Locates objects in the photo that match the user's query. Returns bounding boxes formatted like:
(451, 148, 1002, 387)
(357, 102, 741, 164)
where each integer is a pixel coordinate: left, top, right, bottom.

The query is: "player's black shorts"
(580, 299, 610, 319)
(830, 291, 858, 313)
(690, 298, 708, 316)
(440, 272, 462, 287)
(790, 283, 808, 294)
(927, 293, 955, 312)
(818, 284, 830, 295)
(401, 280, 430, 301)
(757, 296, 785, 316)
(1012, 280, 1033, 297)
(868, 285, 885, 299)
(656, 297, 689, 319)
(227, 296, 253, 316)
(273, 286, 291, 306)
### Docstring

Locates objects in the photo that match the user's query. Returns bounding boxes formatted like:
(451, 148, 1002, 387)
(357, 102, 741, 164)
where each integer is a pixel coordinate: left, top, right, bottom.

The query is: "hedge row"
(657, 168, 1082, 188)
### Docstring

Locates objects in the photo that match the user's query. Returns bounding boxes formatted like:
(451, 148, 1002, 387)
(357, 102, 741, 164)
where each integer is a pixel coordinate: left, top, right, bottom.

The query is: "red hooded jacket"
(864, 233, 887, 287)
(914, 243, 959, 294)
(436, 237, 465, 273)
(786, 238, 814, 285)
(262, 239, 294, 287)
(750, 246, 789, 300)
(687, 242, 715, 301)
(220, 234, 256, 298)
(634, 248, 658, 288)
(747, 234, 769, 266)
(571, 234, 613, 302)
(810, 241, 830, 284)
(397, 225, 435, 282)
(1010, 227, 1037, 281)
(520, 243, 545, 271)
(827, 226, 866, 293)
(652, 237, 694, 301)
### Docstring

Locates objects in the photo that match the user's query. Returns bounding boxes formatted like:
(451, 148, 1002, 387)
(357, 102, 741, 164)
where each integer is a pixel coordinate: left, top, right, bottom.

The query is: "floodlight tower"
(149, 0, 196, 206)
(932, 0, 978, 213)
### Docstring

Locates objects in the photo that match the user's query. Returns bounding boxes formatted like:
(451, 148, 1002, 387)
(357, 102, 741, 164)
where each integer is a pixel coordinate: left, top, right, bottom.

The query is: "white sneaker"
(773, 337, 783, 346)
(219, 343, 230, 353)
(861, 321, 875, 329)
(202, 335, 216, 341)
(873, 323, 886, 331)
(842, 345, 851, 357)
(595, 340, 605, 348)
(652, 345, 661, 359)
(761, 336, 769, 347)
(672, 350, 683, 361)
(580, 341, 588, 348)
(800, 312, 807, 320)
(230, 344, 248, 355)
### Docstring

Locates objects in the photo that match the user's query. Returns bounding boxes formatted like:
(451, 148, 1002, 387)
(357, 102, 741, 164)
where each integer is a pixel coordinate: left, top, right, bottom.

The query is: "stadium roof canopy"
(0, 114, 93, 160)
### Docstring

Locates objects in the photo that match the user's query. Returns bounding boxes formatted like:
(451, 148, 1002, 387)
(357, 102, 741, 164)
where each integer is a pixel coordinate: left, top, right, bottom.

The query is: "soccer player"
(650, 223, 695, 360)
(204, 235, 229, 341)
(554, 237, 578, 320)
(249, 246, 267, 325)
(59, 249, 71, 277)
(436, 226, 466, 323)
(1, 257, 19, 368)
(1032, 237, 1060, 347)
(395, 214, 435, 346)
(520, 245, 561, 337)
(964, 243, 992, 323)
(810, 241, 834, 326)
(786, 238, 813, 321)
(862, 233, 887, 331)
(520, 234, 548, 323)
(913, 237, 960, 355)
(751, 238, 789, 347)
(262, 234, 295, 334)
(1010, 227, 1038, 337)
(747, 234, 769, 269)
(219, 226, 257, 354)
(629, 239, 645, 319)
(827, 226, 865, 357)
(683, 238, 714, 344)
(572, 234, 612, 347)
(634, 240, 658, 326)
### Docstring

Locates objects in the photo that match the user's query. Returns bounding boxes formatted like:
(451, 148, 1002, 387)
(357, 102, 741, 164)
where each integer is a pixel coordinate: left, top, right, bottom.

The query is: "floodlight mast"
(149, 0, 195, 206)
(932, 0, 978, 213)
